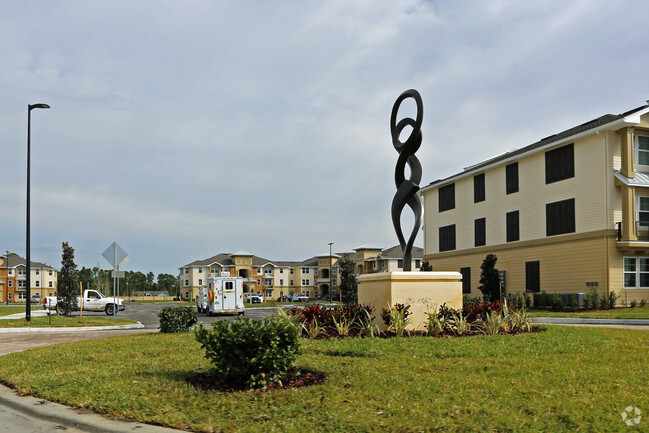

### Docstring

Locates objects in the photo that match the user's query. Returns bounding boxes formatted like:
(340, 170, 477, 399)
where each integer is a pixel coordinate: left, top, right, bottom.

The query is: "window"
(198, 279, 202, 286)
(7, 293, 11, 300)
(49, 281, 53, 288)
(302, 268, 310, 273)
(439, 224, 456, 252)
(460, 267, 471, 294)
(8, 269, 12, 275)
(397, 259, 403, 269)
(546, 198, 575, 236)
(280, 268, 284, 273)
(8, 280, 12, 287)
(18, 280, 25, 288)
(184, 268, 189, 274)
(17, 292, 26, 300)
(35, 281, 40, 287)
(198, 267, 202, 273)
(525, 261, 540, 293)
(184, 280, 189, 286)
(35, 269, 39, 275)
(438, 184, 455, 212)
(638, 197, 649, 227)
(506, 211, 519, 242)
(415, 260, 421, 269)
(545, 143, 574, 184)
(49, 269, 53, 276)
(506, 162, 519, 194)
(624, 257, 649, 288)
(637, 136, 649, 166)
(279, 279, 284, 286)
(474, 174, 485, 203)
(257, 279, 261, 285)
(18, 268, 26, 276)
(474, 218, 486, 247)
(290, 269, 294, 274)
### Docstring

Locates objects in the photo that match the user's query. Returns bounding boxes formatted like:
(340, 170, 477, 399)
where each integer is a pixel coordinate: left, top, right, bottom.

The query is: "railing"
(637, 222, 649, 241)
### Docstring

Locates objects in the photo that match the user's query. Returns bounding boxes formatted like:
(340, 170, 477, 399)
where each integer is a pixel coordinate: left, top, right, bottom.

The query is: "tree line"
(77, 267, 178, 296)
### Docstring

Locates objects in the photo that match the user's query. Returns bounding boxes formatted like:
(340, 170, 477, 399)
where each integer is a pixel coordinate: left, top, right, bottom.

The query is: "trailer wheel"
(105, 304, 115, 315)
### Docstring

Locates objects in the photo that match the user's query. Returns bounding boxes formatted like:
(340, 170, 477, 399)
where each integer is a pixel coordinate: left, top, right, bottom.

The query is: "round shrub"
(194, 316, 300, 388)
(158, 306, 197, 333)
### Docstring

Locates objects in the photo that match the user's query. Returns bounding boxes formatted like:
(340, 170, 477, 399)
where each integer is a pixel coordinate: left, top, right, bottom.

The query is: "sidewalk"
(533, 317, 649, 328)
(0, 322, 173, 432)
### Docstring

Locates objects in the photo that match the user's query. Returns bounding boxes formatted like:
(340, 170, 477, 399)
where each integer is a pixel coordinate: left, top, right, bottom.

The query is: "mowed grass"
(0, 316, 137, 328)
(529, 306, 649, 319)
(1, 326, 648, 432)
(0, 306, 25, 317)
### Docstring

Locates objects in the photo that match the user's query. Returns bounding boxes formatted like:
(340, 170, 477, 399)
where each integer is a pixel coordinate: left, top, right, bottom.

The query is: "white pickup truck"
(42, 289, 125, 315)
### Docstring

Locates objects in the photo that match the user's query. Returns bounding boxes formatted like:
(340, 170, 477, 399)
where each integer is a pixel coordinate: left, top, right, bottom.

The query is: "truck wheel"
(105, 304, 115, 315)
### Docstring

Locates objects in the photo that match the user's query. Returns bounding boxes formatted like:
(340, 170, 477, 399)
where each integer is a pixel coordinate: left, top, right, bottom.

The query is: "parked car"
(291, 294, 309, 302)
(243, 292, 263, 303)
(277, 295, 292, 302)
(30, 295, 42, 304)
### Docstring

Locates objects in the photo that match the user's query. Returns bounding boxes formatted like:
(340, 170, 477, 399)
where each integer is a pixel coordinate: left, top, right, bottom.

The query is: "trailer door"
(223, 280, 236, 310)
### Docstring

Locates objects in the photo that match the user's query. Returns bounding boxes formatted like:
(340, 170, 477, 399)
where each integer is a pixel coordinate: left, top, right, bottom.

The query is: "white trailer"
(196, 273, 244, 316)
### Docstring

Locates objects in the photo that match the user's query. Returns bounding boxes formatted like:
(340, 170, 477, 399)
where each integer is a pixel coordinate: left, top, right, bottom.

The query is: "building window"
(35, 281, 40, 287)
(459, 267, 471, 294)
(257, 279, 261, 285)
(198, 279, 202, 286)
(184, 280, 189, 286)
(624, 257, 649, 288)
(198, 267, 202, 273)
(506, 211, 519, 242)
(280, 268, 284, 273)
(18, 268, 26, 276)
(290, 280, 294, 286)
(302, 268, 310, 273)
(474, 173, 485, 203)
(525, 261, 540, 293)
(49, 281, 53, 288)
(438, 184, 455, 212)
(439, 224, 456, 252)
(415, 260, 421, 269)
(546, 198, 575, 236)
(17, 292, 26, 300)
(7, 293, 12, 300)
(49, 269, 53, 275)
(8, 269, 12, 275)
(506, 162, 519, 194)
(35, 269, 39, 275)
(474, 218, 486, 247)
(290, 269, 294, 274)
(397, 259, 403, 269)
(545, 143, 574, 184)
(637, 136, 649, 166)
(638, 197, 649, 227)
(8, 280, 12, 287)
(18, 280, 26, 288)
(279, 279, 284, 286)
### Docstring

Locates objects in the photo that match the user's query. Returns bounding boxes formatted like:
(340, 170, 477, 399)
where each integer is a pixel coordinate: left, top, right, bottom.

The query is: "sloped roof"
(424, 103, 649, 189)
(378, 245, 424, 259)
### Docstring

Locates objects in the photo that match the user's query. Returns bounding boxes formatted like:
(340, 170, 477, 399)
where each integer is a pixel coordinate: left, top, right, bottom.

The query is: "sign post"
(102, 242, 129, 318)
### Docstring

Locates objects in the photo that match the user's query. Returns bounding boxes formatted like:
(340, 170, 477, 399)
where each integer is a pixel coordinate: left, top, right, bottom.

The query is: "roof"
(615, 171, 649, 187)
(1, 254, 57, 270)
(377, 245, 424, 260)
(423, 103, 649, 190)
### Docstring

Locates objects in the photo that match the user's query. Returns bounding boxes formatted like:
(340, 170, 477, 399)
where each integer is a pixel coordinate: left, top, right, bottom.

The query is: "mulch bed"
(187, 368, 326, 392)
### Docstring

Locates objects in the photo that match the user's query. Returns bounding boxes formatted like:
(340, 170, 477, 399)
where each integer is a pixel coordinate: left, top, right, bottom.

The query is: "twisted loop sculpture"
(390, 89, 423, 272)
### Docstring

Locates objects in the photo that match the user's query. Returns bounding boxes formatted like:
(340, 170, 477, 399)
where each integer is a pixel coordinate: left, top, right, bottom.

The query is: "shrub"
(383, 303, 412, 337)
(641, 299, 647, 308)
(424, 311, 443, 336)
(550, 293, 564, 311)
(289, 304, 374, 338)
(194, 316, 300, 388)
(524, 292, 532, 309)
(630, 300, 638, 308)
(608, 291, 620, 309)
(158, 306, 197, 333)
(462, 300, 502, 322)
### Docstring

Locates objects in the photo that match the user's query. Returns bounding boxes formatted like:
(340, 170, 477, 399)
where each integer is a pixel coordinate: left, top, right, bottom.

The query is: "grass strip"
(529, 306, 649, 319)
(0, 316, 137, 328)
(0, 326, 647, 432)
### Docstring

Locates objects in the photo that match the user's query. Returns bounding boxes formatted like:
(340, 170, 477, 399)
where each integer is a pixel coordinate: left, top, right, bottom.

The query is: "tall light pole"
(5, 251, 9, 304)
(26, 103, 50, 321)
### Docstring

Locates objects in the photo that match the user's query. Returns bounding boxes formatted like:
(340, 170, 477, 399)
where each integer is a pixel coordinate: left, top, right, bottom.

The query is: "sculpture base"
(357, 271, 462, 331)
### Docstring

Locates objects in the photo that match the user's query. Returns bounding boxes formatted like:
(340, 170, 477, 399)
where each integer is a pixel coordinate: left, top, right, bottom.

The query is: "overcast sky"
(2, 0, 648, 276)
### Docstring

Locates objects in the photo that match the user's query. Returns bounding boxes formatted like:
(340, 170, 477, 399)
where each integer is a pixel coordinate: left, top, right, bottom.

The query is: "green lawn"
(0, 316, 137, 328)
(1, 326, 648, 432)
(529, 306, 649, 319)
(0, 305, 26, 317)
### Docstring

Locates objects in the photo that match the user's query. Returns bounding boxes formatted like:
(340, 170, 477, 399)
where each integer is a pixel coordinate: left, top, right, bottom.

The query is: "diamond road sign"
(102, 242, 129, 270)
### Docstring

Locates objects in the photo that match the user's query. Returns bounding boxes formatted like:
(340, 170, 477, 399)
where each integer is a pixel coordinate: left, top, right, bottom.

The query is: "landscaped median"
(0, 316, 138, 328)
(1, 325, 648, 432)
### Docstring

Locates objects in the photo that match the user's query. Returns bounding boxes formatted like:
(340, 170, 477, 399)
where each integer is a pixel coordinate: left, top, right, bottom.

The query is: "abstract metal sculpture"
(390, 89, 423, 272)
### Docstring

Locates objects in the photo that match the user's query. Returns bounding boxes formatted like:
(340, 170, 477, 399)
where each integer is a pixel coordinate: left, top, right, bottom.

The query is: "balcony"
(616, 221, 649, 250)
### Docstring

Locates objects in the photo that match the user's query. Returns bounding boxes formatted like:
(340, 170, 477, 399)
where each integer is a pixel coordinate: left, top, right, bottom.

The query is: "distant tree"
(478, 254, 500, 303)
(157, 273, 177, 294)
(57, 242, 79, 315)
(126, 271, 148, 294)
(339, 254, 358, 305)
(78, 266, 95, 291)
(420, 260, 433, 271)
(146, 272, 155, 291)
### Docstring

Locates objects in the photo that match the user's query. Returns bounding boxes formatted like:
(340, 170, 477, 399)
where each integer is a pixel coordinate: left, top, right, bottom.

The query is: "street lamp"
(328, 242, 334, 301)
(5, 251, 9, 304)
(26, 103, 50, 321)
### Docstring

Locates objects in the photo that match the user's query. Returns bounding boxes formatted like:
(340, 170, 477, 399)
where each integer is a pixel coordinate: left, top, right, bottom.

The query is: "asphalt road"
(64, 301, 279, 329)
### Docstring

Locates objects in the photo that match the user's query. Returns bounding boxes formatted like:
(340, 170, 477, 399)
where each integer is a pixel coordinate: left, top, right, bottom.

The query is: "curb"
(0, 323, 145, 333)
(0, 384, 177, 433)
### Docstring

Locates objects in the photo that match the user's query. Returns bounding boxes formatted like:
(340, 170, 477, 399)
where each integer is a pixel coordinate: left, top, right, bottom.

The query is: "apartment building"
(180, 245, 423, 300)
(420, 102, 649, 303)
(0, 254, 58, 303)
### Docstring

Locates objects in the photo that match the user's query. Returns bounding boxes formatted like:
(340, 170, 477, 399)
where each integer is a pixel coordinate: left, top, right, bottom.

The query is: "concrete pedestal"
(358, 271, 462, 331)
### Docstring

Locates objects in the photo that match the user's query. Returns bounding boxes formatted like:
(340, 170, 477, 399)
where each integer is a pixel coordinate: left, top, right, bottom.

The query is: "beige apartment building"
(421, 102, 649, 304)
(180, 245, 423, 301)
(0, 254, 58, 303)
